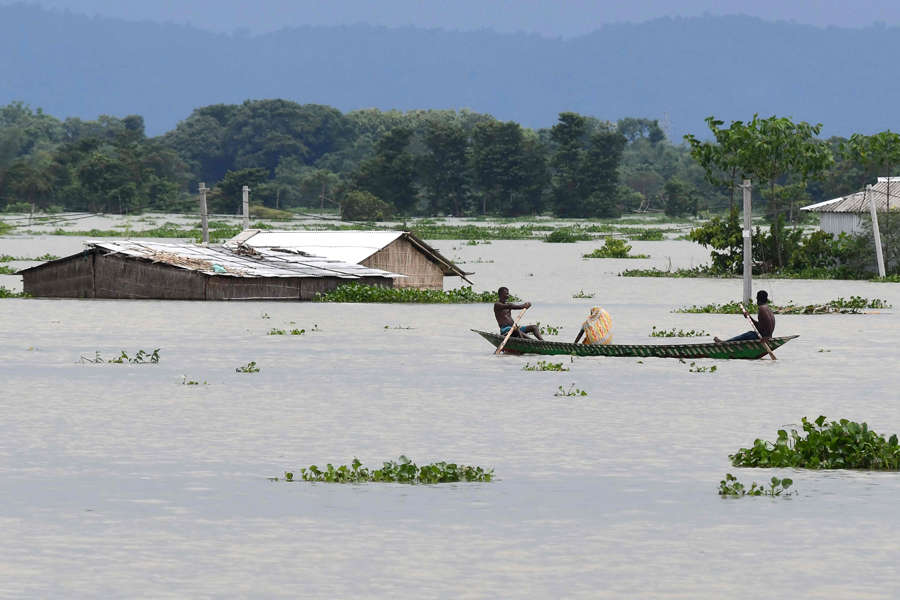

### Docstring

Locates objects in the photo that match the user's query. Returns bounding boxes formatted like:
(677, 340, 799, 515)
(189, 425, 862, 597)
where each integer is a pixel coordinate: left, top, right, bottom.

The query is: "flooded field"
(2, 217, 900, 598)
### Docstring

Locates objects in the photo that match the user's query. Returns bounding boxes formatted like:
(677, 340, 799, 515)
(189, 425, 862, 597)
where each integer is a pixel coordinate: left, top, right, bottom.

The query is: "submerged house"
(226, 230, 471, 290)
(801, 177, 900, 236)
(19, 240, 399, 300)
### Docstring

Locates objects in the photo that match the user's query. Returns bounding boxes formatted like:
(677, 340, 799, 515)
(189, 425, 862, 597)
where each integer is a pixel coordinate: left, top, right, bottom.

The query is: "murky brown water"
(2, 218, 900, 598)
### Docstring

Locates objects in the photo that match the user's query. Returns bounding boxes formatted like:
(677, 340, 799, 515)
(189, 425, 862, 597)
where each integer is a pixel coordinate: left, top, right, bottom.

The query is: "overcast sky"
(5, 0, 900, 36)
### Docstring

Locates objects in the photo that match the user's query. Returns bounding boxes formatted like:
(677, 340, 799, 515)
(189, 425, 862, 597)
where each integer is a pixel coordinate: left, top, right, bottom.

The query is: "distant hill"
(2, 4, 898, 139)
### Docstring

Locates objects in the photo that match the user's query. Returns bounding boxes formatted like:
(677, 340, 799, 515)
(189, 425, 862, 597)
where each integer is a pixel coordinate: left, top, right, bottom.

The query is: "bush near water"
(731, 416, 900, 470)
(314, 283, 507, 303)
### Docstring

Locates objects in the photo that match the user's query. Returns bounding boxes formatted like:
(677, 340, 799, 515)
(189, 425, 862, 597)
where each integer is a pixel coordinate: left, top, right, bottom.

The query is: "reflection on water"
(1, 227, 900, 598)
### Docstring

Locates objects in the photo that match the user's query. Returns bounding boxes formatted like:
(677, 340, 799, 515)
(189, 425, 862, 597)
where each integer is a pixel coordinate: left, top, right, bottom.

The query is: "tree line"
(0, 99, 890, 220)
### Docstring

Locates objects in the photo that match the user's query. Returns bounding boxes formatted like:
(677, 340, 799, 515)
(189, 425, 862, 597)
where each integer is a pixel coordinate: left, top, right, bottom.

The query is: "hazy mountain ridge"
(2, 4, 898, 138)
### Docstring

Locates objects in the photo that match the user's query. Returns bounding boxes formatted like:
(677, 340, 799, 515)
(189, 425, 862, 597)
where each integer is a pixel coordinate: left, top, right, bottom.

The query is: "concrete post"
(198, 182, 209, 245)
(742, 179, 752, 305)
(242, 185, 250, 231)
(868, 184, 886, 278)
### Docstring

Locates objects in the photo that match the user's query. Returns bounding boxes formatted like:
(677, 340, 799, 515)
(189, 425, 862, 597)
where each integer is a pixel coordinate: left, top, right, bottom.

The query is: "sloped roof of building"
(18, 240, 402, 279)
(802, 177, 900, 213)
(226, 230, 472, 282)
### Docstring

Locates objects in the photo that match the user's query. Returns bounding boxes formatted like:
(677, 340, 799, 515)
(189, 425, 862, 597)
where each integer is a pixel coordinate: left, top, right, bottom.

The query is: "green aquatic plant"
(582, 238, 649, 259)
(79, 349, 160, 364)
(538, 323, 561, 336)
(718, 473, 794, 497)
(650, 326, 709, 337)
(522, 360, 569, 372)
(270, 456, 493, 484)
(1, 253, 60, 262)
(629, 229, 666, 241)
(315, 283, 510, 303)
(730, 416, 900, 470)
(675, 297, 891, 315)
(235, 361, 260, 373)
(544, 227, 593, 243)
(571, 290, 595, 299)
(0, 266, 15, 275)
(687, 361, 717, 373)
(465, 239, 491, 245)
(384, 324, 415, 329)
(181, 376, 208, 385)
(554, 384, 587, 397)
(619, 266, 717, 278)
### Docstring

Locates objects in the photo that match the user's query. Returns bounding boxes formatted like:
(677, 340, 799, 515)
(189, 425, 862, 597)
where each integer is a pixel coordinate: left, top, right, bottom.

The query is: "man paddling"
(715, 290, 775, 342)
(494, 286, 543, 340)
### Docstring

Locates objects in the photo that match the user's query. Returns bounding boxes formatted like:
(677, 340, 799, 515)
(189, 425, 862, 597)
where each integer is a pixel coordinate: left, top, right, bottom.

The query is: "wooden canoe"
(473, 329, 798, 359)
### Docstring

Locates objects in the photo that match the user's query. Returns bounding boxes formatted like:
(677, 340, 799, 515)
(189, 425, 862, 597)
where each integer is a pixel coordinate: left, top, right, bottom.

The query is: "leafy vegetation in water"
(0, 266, 15, 274)
(235, 361, 260, 373)
(620, 266, 718, 278)
(554, 384, 588, 397)
(674, 296, 890, 314)
(629, 229, 666, 241)
(522, 360, 570, 372)
(41, 222, 243, 243)
(538, 323, 561, 336)
(572, 290, 595, 298)
(687, 361, 717, 373)
(650, 326, 709, 337)
(718, 473, 794, 497)
(544, 227, 593, 243)
(730, 416, 900, 470)
(268, 328, 306, 335)
(582, 238, 649, 258)
(80, 349, 160, 364)
(315, 283, 508, 303)
(384, 324, 415, 329)
(270, 456, 493, 484)
(465, 239, 491, 245)
(181, 376, 208, 385)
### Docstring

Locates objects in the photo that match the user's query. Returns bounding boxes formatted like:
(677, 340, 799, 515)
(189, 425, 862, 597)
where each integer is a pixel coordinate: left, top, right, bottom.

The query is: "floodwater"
(2, 219, 900, 598)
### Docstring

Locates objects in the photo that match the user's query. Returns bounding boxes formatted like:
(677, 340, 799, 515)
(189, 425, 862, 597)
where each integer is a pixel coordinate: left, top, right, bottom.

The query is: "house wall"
(94, 254, 206, 299)
(821, 213, 863, 236)
(361, 237, 443, 289)
(21, 251, 95, 298)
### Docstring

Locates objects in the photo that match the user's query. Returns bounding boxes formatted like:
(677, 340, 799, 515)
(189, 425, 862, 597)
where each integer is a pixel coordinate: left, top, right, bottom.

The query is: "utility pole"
(742, 179, 753, 305)
(868, 184, 886, 277)
(242, 185, 250, 231)
(198, 182, 209, 245)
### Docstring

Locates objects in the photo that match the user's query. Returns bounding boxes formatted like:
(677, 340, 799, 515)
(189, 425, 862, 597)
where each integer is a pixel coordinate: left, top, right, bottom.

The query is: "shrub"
(544, 227, 592, 243)
(341, 190, 394, 222)
(583, 237, 648, 258)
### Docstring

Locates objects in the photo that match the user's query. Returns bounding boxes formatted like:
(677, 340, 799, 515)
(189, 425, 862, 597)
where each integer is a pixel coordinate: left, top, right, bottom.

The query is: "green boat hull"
(473, 330, 798, 359)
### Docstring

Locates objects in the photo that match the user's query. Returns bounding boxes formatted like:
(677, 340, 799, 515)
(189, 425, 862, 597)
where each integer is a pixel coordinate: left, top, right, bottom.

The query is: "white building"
(801, 177, 900, 236)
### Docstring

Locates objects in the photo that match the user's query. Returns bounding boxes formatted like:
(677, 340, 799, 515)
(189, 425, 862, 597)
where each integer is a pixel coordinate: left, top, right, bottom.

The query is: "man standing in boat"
(715, 290, 775, 342)
(494, 287, 543, 340)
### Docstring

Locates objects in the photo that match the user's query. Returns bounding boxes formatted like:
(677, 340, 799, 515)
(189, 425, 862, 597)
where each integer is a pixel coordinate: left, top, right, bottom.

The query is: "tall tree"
(353, 127, 416, 213)
(419, 120, 470, 216)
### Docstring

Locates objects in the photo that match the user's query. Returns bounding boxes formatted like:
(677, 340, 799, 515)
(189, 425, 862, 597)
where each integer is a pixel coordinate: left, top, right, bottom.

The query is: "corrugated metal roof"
(227, 230, 473, 282)
(227, 230, 404, 263)
(83, 241, 402, 279)
(802, 178, 900, 213)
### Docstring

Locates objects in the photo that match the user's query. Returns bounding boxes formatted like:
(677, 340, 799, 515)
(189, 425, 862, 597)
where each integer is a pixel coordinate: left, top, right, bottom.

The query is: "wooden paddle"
(495, 307, 529, 355)
(739, 302, 776, 361)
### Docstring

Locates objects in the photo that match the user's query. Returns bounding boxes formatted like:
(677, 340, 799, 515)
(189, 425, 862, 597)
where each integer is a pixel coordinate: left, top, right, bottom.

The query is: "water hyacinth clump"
(522, 360, 569, 372)
(271, 456, 493, 484)
(675, 297, 891, 315)
(650, 326, 709, 337)
(730, 416, 900, 470)
(79, 349, 160, 364)
(718, 473, 794, 497)
(315, 283, 510, 303)
(235, 361, 260, 373)
(582, 238, 649, 259)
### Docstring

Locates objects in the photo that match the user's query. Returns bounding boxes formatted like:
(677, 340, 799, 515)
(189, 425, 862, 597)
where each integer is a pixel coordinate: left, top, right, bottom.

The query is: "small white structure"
(801, 177, 900, 236)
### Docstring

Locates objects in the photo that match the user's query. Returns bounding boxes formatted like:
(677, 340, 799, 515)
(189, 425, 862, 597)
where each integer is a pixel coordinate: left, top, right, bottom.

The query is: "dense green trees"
(0, 100, 885, 222)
